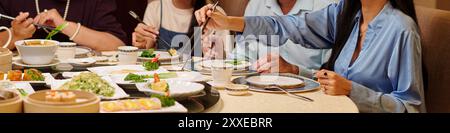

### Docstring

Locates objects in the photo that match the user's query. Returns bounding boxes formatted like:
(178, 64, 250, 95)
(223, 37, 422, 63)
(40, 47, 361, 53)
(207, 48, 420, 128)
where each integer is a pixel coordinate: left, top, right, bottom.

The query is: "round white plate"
(75, 46, 91, 57)
(199, 60, 251, 70)
(138, 51, 180, 61)
(136, 80, 205, 98)
(13, 59, 59, 68)
(245, 75, 304, 87)
(111, 72, 209, 85)
(67, 58, 96, 67)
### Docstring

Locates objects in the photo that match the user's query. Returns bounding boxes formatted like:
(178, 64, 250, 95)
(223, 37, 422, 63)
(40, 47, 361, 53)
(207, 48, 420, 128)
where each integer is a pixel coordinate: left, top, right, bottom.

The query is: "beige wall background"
(415, 0, 450, 11)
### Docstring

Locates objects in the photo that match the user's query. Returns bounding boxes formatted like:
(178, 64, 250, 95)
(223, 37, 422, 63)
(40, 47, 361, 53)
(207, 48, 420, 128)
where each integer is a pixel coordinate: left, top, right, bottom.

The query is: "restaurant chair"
(416, 6, 450, 113)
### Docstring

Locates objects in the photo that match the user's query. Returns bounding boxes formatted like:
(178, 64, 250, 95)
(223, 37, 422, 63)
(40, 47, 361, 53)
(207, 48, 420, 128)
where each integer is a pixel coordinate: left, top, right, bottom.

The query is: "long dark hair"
(323, 0, 418, 70)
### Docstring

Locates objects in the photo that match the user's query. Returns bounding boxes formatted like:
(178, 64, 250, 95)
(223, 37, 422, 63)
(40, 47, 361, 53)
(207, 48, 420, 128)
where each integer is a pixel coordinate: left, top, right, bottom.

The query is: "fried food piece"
(7, 70, 22, 81)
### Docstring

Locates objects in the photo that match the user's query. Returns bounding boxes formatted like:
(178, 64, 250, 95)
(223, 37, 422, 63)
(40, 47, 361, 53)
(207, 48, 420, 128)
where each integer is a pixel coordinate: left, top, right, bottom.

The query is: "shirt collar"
(265, 0, 314, 15)
(355, 2, 393, 29)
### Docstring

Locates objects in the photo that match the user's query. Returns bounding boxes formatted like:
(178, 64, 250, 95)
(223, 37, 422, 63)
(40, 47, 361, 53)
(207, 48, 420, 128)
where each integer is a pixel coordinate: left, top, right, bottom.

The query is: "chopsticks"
(128, 11, 172, 49)
(0, 13, 56, 30)
(180, 1, 220, 70)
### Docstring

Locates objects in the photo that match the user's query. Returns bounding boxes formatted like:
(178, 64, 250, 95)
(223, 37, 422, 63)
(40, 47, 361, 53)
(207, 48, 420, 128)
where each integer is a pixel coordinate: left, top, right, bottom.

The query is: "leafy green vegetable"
(124, 73, 178, 83)
(17, 89, 28, 97)
(151, 94, 175, 107)
(143, 61, 159, 71)
(225, 59, 243, 65)
(140, 49, 156, 58)
(45, 23, 69, 40)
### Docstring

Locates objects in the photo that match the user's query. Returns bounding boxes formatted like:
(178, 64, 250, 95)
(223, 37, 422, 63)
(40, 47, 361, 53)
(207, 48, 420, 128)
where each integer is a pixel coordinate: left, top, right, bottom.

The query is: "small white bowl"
(225, 84, 250, 96)
(15, 39, 59, 65)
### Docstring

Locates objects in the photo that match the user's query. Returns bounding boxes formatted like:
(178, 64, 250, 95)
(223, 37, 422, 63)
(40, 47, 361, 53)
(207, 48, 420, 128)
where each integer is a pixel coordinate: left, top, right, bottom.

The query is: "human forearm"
(62, 22, 124, 51)
(225, 16, 245, 32)
(0, 30, 30, 50)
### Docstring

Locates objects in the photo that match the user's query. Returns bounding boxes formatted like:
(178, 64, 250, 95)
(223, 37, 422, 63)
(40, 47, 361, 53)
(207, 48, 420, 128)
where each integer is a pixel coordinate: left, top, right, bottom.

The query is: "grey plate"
(185, 59, 258, 76)
(232, 73, 319, 93)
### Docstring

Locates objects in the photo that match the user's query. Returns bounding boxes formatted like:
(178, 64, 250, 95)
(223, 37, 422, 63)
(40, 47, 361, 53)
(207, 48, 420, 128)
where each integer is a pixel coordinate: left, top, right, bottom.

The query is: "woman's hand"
(132, 23, 159, 49)
(253, 53, 299, 74)
(195, 4, 229, 30)
(316, 70, 352, 96)
(195, 4, 245, 32)
(11, 12, 36, 40)
(33, 9, 66, 28)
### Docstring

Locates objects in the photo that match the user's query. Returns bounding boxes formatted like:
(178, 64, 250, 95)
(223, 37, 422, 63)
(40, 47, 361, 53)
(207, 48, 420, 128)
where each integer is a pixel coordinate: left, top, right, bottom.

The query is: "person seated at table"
(133, 0, 230, 58)
(194, 0, 425, 113)
(0, 0, 126, 51)
(225, 0, 336, 78)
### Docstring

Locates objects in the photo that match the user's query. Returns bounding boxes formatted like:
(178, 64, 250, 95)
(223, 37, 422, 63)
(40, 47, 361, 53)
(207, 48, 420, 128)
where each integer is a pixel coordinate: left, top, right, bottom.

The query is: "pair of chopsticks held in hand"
(0, 13, 56, 30)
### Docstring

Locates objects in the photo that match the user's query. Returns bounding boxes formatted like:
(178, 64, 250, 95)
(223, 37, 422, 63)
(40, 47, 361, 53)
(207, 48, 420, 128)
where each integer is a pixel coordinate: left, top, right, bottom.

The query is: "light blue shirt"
(230, 0, 336, 78)
(240, 1, 425, 113)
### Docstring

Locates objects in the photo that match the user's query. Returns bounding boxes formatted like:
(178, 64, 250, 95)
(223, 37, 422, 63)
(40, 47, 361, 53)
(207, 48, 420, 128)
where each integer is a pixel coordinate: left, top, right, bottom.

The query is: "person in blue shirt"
(194, 0, 425, 113)
(228, 0, 335, 78)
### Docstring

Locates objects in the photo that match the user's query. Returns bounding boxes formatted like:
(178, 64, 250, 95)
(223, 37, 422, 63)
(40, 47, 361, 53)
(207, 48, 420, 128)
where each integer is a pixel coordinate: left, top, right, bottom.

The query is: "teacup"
(56, 42, 76, 63)
(211, 66, 233, 88)
(118, 46, 139, 65)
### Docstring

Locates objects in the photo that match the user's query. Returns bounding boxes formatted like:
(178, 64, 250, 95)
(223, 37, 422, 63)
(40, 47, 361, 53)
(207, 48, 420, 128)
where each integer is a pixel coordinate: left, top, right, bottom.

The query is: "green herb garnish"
(140, 49, 156, 58)
(124, 73, 178, 83)
(151, 94, 175, 107)
(17, 89, 28, 97)
(143, 61, 159, 71)
(45, 23, 69, 40)
(225, 59, 243, 65)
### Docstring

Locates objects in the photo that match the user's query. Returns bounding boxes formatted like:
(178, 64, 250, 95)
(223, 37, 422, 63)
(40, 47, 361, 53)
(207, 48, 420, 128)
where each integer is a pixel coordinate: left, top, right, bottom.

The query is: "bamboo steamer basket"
(0, 90, 23, 113)
(24, 90, 100, 113)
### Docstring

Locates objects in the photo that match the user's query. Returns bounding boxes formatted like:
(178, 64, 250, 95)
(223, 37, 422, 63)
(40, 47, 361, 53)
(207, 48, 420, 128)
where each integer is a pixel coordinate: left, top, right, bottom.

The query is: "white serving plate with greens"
(87, 65, 168, 76)
(135, 80, 204, 98)
(49, 76, 129, 100)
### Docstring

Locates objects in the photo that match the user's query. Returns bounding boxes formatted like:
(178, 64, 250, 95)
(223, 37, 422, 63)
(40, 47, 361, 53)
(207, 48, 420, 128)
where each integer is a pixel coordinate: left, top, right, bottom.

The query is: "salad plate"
(49, 73, 130, 100)
(138, 50, 180, 62)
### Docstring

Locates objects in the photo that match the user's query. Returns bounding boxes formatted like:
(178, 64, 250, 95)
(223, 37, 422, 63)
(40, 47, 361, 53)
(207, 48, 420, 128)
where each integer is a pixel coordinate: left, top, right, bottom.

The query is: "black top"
(0, 0, 127, 44)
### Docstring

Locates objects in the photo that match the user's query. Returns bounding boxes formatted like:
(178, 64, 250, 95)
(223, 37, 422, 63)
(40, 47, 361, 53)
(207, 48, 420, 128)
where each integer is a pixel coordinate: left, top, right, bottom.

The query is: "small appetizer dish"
(135, 73, 205, 99)
(100, 94, 187, 113)
(225, 84, 250, 96)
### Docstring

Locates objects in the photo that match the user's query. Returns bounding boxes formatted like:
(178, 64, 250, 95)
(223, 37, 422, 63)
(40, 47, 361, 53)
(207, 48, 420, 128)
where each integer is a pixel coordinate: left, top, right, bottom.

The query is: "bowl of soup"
(15, 39, 59, 65)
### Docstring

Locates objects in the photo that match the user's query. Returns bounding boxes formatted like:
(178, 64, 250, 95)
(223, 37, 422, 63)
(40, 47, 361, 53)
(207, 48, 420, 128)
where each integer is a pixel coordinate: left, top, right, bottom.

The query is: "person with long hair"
(228, 0, 336, 78)
(195, 0, 425, 113)
(133, 0, 230, 57)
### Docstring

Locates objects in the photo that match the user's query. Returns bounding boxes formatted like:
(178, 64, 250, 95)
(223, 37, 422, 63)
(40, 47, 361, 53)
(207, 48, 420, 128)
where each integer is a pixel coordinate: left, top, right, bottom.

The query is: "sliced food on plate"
(100, 94, 186, 113)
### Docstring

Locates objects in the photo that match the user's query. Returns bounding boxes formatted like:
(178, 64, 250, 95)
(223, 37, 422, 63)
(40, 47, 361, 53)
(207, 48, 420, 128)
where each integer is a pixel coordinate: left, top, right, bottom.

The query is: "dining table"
(9, 50, 359, 113)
